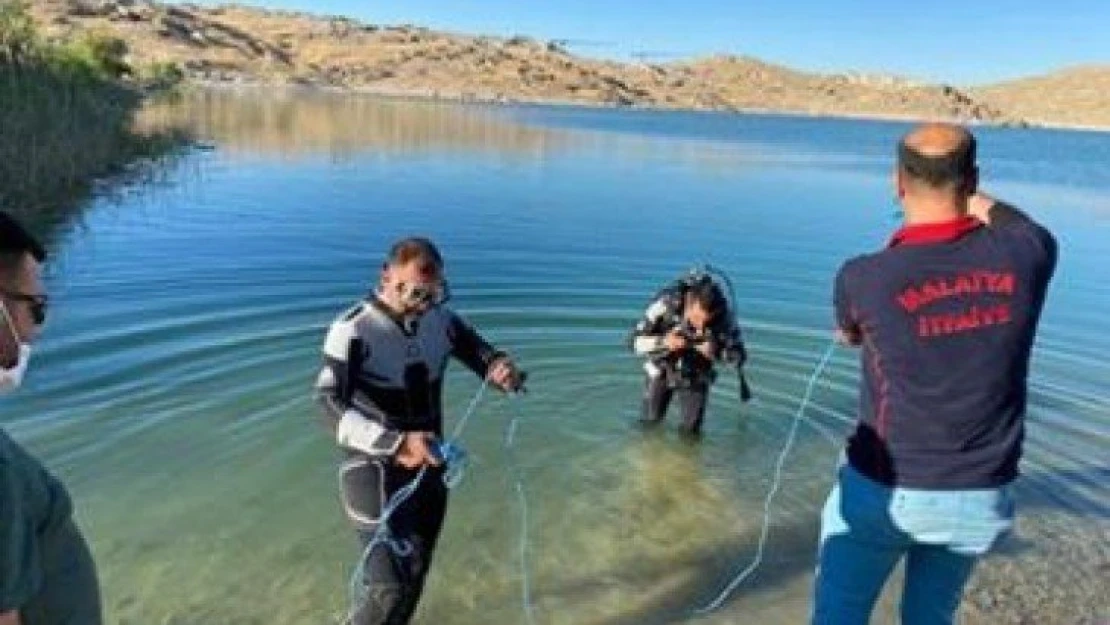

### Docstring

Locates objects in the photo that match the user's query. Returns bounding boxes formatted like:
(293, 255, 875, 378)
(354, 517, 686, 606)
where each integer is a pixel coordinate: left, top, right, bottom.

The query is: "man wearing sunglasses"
(0, 212, 102, 625)
(315, 236, 522, 625)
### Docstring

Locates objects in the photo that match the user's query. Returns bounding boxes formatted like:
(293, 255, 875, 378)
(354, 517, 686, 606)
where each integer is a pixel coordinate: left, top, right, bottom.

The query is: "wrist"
(484, 350, 509, 372)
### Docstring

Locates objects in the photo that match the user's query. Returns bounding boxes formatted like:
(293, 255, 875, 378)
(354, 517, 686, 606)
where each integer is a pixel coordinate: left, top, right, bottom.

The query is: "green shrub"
(0, 0, 187, 218)
(0, 0, 38, 65)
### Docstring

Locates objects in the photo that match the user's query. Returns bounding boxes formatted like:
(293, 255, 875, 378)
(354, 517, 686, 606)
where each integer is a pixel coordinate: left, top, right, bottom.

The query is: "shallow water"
(5, 91, 1109, 624)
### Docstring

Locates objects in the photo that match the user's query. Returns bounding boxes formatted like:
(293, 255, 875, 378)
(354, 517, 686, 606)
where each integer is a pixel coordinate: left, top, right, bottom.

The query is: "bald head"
(903, 123, 974, 156)
(897, 123, 977, 195)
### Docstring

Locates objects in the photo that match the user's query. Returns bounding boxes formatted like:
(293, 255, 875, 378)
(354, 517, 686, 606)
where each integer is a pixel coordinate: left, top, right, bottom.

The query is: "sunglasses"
(1, 289, 48, 325)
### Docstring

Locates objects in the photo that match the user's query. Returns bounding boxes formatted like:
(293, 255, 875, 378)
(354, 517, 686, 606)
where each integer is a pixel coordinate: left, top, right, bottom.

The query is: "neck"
(900, 194, 967, 226)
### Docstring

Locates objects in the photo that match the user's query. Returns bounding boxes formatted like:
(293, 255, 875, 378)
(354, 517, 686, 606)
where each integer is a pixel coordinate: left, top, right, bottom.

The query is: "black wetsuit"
(629, 283, 747, 434)
(315, 297, 503, 625)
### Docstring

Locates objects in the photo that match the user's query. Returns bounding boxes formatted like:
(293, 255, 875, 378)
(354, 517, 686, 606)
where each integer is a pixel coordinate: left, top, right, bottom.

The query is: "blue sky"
(210, 0, 1109, 84)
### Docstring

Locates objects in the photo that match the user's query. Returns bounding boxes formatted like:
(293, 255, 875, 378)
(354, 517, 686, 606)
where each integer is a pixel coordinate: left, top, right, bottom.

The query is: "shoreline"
(186, 79, 1110, 135)
(29, 0, 1110, 138)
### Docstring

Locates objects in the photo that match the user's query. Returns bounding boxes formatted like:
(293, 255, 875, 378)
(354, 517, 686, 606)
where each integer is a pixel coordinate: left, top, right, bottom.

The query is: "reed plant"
(0, 0, 187, 222)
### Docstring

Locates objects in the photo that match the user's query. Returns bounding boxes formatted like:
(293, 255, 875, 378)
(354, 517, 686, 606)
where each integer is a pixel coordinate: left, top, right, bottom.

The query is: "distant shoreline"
(189, 79, 1110, 135)
(30, 1, 1110, 132)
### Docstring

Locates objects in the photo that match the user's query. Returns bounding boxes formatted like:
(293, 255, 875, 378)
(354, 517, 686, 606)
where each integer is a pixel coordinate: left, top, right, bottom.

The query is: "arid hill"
(974, 65, 1110, 129)
(24, 0, 1108, 128)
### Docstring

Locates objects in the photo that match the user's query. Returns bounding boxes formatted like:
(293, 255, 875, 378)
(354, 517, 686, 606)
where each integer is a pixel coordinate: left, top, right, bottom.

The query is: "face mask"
(0, 302, 32, 394)
(397, 280, 451, 309)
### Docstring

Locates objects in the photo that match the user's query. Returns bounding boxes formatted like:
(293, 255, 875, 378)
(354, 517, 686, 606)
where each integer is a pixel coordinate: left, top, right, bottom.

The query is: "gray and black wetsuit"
(315, 296, 504, 625)
(629, 284, 747, 434)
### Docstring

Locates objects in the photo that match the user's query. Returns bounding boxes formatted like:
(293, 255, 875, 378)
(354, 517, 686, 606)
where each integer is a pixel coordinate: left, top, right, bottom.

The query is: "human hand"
(835, 327, 862, 347)
(395, 431, 441, 469)
(488, 357, 524, 393)
(695, 339, 717, 360)
(664, 330, 689, 353)
(967, 192, 997, 224)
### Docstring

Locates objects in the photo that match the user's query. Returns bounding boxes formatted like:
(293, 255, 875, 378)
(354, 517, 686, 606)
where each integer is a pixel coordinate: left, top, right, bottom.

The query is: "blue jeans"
(811, 463, 1015, 625)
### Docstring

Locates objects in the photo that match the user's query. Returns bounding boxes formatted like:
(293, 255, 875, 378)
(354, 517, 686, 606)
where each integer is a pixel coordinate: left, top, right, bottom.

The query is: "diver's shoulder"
(324, 300, 382, 341)
(331, 300, 376, 326)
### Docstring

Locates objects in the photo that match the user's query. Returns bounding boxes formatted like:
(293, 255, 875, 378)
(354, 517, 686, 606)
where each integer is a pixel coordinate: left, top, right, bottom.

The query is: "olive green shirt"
(0, 430, 101, 624)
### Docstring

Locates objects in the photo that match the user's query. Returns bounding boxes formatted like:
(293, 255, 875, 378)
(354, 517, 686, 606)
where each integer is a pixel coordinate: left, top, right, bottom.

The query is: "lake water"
(5, 90, 1109, 624)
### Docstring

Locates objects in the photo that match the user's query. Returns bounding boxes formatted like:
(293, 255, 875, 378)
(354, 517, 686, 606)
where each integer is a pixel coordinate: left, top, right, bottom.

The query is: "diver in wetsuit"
(629, 269, 750, 435)
(314, 237, 522, 625)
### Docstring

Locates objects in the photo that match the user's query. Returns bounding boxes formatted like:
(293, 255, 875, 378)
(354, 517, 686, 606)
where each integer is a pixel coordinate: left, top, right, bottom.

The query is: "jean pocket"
(890, 492, 960, 543)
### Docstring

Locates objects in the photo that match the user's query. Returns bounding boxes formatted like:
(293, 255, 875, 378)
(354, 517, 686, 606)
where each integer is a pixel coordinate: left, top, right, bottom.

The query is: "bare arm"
(0, 610, 21, 625)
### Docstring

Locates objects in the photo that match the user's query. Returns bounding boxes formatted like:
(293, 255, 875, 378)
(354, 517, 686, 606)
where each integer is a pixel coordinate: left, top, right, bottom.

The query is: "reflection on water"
(137, 89, 798, 177)
(4, 91, 1109, 624)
